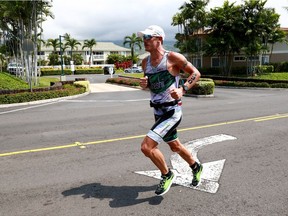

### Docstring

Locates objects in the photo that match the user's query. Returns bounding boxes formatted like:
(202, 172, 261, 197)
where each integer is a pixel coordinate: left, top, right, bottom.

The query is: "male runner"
(137, 25, 203, 196)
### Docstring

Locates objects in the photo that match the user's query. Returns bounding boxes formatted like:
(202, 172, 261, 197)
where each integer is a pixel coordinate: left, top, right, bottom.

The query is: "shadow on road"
(62, 183, 163, 207)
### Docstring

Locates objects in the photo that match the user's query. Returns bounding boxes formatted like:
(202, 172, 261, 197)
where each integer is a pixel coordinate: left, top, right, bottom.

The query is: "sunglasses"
(143, 34, 153, 40)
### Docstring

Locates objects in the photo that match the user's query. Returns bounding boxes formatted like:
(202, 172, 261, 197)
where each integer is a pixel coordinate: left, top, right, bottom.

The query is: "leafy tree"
(48, 53, 60, 66)
(174, 0, 285, 76)
(107, 53, 132, 69)
(123, 33, 142, 64)
(107, 53, 125, 64)
(72, 53, 83, 65)
(205, 0, 243, 75)
(82, 39, 96, 67)
(172, 0, 209, 64)
(0, 0, 53, 84)
(241, 0, 281, 74)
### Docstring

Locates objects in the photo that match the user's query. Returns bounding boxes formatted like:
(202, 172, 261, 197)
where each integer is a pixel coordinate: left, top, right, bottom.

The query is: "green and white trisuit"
(145, 51, 182, 144)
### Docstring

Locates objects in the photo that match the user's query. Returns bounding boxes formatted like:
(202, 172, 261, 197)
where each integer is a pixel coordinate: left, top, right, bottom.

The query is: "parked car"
(7, 63, 24, 75)
(124, 66, 143, 73)
(103, 66, 115, 75)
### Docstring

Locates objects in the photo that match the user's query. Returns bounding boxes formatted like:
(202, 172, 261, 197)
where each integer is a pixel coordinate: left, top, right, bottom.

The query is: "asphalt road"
(1, 75, 288, 216)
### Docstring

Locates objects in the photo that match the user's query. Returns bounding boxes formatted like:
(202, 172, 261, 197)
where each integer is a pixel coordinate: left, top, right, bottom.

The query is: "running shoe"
(191, 163, 203, 187)
(155, 170, 175, 196)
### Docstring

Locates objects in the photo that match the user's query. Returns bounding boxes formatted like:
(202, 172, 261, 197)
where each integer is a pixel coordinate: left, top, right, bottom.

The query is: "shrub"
(106, 77, 215, 95)
(214, 80, 271, 88)
(253, 65, 274, 74)
(271, 62, 288, 72)
(270, 83, 288, 88)
(40, 68, 103, 76)
(0, 83, 86, 104)
(74, 81, 90, 92)
(184, 78, 215, 95)
(106, 77, 140, 86)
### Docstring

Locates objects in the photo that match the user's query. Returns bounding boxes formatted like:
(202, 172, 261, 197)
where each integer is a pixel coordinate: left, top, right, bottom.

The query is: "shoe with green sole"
(191, 163, 203, 187)
(155, 170, 175, 196)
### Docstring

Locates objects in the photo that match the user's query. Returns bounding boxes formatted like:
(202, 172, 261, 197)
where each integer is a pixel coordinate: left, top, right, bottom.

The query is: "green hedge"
(271, 62, 288, 72)
(179, 78, 215, 95)
(106, 77, 215, 95)
(187, 78, 215, 95)
(214, 80, 288, 88)
(40, 68, 103, 76)
(0, 84, 86, 104)
(253, 65, 274, 74)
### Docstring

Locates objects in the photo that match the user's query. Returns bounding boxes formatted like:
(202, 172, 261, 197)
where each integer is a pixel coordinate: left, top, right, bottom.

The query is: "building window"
(261, 55, 269, 64)
(248, 56, 259, 61)
(234, 56, 246, 62)
(92, 51, 104, 60)
(37, 51, 45, 55)
(92, 51, 103, 55)
(211, 57, 220, 67)
(192, 57, 202, 68)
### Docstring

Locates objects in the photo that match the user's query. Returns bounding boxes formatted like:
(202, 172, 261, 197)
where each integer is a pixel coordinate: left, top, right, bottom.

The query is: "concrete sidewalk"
(89, 83, 140, 93)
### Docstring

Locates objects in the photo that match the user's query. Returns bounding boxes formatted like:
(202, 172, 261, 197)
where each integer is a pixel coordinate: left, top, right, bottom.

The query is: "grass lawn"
(119, 73, 144, 78)
(0, 72, 29, 90)
(250, 73, 288, 80)
(36, 76, 59, 87)
(0, 72, 60, 90)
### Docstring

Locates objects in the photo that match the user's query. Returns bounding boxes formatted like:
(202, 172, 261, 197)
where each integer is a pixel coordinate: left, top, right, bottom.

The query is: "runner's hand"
(170, 88, 183, 100)
(140, 76, 148, 89)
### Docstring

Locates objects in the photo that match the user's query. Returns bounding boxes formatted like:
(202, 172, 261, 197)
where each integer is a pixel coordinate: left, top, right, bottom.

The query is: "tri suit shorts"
(147, 106, 182, 144)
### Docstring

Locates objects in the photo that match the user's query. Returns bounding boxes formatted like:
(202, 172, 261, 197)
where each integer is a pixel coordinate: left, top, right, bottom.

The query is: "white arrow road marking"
(135, 134, 237, 194)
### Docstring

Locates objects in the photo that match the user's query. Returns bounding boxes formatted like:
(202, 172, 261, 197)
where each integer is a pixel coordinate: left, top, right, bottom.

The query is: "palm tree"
(172, 0, 209, 64)
(0, 53, 5, 72)
(172, 13, 186, 34)
(64, 33, 81, 61)
(0, 0, 53, 82)
(82, 39, 96, 66)
(123, 33, 142, 63)
(267, 28, 287, 62)
(46, 38, 59, 53)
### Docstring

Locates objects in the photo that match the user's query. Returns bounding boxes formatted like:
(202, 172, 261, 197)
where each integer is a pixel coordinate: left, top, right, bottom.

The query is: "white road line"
(64, 98, 150, 103)
(0, 101, 59, 115)
(135, 134, 237, 194)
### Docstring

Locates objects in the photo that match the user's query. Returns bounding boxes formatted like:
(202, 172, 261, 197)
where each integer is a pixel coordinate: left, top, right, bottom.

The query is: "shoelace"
(158, 176, 167, 188)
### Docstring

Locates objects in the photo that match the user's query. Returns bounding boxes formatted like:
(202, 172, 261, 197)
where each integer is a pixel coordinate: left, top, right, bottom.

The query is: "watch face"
(183, 85, 188, 91)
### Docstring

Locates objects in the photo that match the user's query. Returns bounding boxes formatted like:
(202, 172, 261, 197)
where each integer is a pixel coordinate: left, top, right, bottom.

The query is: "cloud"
(42, 0, 288, 41)
(42, 0, 183, 41)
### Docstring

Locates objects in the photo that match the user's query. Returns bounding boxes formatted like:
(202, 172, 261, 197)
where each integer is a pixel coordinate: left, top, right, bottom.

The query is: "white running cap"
(137, 25, 165, 41)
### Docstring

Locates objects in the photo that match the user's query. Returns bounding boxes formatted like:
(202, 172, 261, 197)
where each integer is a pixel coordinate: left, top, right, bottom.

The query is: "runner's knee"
(169, 145, 181, 153)
(141, 137, 157, 157)
(168, 141, 182, 153)
(141, 143, 150, 156)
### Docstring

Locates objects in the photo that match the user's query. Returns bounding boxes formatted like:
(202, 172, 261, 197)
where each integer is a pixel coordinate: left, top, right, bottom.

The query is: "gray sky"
(42, 0, 288, 41)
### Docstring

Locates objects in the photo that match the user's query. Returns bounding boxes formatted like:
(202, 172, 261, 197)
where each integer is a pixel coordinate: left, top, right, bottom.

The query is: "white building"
(38, 41, 131, 65)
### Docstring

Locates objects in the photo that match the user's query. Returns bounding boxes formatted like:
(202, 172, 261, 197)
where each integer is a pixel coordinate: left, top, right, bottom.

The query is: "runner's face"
(143, 35, 162, 51)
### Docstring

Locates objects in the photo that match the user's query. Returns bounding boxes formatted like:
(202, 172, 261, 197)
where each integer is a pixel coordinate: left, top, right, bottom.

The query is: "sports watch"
(181, 84, 189, 92)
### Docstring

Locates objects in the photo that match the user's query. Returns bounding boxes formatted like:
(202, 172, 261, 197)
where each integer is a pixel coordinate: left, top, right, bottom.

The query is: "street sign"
(23, 39, 33, 52)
